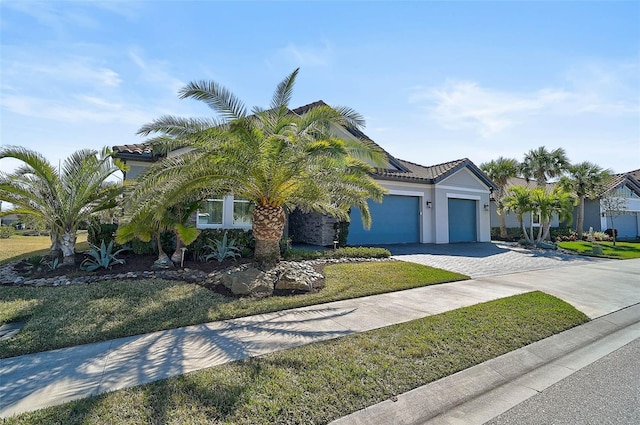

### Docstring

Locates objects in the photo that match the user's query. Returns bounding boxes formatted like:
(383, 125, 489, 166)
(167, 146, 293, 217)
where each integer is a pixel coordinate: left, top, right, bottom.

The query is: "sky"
(1, 0, 639, 177)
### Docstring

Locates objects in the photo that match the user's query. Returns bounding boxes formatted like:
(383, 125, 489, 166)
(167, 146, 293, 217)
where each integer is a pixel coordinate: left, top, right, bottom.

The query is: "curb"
(330, 303, 640, 425)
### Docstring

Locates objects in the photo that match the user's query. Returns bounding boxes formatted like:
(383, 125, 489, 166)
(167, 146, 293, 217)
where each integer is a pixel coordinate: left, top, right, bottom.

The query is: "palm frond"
(178, 80, 247, 121)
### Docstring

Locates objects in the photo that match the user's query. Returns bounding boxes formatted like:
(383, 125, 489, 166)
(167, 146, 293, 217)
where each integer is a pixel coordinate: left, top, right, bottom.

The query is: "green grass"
(557, 241, 640, 259)
(0, 232, 89, 265)
(2, 292, 588, 425)
(0, 261, 468, 358)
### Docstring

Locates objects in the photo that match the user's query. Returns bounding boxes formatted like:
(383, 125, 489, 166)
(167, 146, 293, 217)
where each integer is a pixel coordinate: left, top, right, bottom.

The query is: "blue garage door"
(606, 213, 639, 239)
(348, 195, 420, 245)
(448, 198, 477, 242)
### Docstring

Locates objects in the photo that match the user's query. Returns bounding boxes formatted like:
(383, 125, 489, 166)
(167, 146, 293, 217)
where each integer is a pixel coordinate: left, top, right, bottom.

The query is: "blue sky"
(1, 0, 639, 176)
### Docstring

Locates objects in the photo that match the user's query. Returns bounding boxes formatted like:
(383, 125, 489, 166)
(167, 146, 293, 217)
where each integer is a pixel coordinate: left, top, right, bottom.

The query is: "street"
(485, 337, 640, 425)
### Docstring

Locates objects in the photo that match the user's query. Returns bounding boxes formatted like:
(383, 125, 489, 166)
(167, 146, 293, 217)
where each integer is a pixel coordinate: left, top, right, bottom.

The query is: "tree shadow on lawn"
(0, 302, 355, 421)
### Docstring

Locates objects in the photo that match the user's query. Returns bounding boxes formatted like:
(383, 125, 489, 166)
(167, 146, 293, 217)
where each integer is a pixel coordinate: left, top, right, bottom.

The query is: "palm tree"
(559, 162, 611, 239)
(116, 197, 201, 266)
(480, 157, 519, 238)
(520, 146, 569, 186)
(501, 186, 534, 242)
(529, 186, 574, 242)
(128, 68, 388, 268)
(0, 146, 125, 265)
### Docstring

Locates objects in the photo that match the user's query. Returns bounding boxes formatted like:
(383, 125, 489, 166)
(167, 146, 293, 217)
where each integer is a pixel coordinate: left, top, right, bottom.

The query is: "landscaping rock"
(221, 267, 274, 297)
(274, 262, 323, 292)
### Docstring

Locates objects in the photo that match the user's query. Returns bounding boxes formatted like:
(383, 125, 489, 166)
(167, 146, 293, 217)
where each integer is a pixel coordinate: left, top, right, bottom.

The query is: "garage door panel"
(348, 195, 420, 245)
(448, 198, 477, 243)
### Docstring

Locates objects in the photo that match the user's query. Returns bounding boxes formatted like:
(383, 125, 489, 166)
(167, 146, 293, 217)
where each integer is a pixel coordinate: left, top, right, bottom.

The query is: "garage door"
(606, 213, 639, 239)
(348, 195, 420, 245)
(448, 198, 477, 242)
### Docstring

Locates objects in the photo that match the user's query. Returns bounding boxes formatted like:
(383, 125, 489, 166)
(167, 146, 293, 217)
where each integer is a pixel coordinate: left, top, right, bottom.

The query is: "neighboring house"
(113, 101, 497, 245)
(490, 170, 640, 240)
(489, 177, 563, 232)
(584, 169, 640, 240)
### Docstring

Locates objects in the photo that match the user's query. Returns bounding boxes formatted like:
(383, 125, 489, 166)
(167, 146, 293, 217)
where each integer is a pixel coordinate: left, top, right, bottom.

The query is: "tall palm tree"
(127, 68, 388, 268)
(480, 157, 519, 238)
(520, 146, 569, 186)
(559, 162, 611, 239)
(0, 146, 125, 265)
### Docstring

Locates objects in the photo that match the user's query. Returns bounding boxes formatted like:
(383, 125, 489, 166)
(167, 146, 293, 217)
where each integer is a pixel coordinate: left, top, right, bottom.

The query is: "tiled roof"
(112, 101, 496, 190)
(600, 170, 640, 197)
(112, 144, 152, 155)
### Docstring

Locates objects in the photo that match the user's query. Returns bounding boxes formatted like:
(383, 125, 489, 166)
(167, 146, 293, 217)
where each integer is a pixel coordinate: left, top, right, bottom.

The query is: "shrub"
(126, 231, 175, 256)
(490, 227, 522, 241)
(88, 223, 119, 247)
(549, 227, 575, 242)
(283, 246, 391, 261)
(592, 231, 612, 242)
(203, 232, 242, 263)
(604, 228, 618, 239)
(189, 229, 254, 260)
(80, 241, 128, 271)
(334, 220, 350, 248)
(0, 226, 14, 239)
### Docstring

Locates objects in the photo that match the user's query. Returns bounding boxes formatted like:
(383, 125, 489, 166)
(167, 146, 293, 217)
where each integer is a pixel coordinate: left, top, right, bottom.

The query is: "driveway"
(384, 242, 607, 279)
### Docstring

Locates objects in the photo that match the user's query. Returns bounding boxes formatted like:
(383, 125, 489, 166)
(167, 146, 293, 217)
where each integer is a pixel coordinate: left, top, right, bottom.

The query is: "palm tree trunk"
(171, 234, 184, 263)
(156, 233, 170, 263)
(50, 232, 62, 259)
(252, 205, 286, 269)
(576, 196, 585, 239)
(520, 219, 530, 242)
(60, 230, 76, 265)
(499, 214, 508, 239)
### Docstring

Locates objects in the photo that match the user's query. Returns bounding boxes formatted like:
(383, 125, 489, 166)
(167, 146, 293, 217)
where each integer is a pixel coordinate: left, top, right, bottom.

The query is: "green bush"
(0, 226, 14, 239)
(88, 223, 119, 247)
(549, 226, 576, 242)
(490, 227, 522, 241)
(334, 220, 350, 248)
(189, 229, 254, 261)
(127, 231, 176, 256)
(284, 246, 391, 261)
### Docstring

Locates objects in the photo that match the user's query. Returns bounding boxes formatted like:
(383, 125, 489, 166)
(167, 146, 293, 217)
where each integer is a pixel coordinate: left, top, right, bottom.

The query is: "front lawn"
(3, 292, 588, 425)
(557, 241, 640, 259)
(0, 232, 89, 265)
(0, 261, 468, 358)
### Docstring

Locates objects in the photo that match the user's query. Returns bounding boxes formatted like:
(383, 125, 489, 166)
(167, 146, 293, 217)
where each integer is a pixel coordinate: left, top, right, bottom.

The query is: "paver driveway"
(386, 242, 606, 278)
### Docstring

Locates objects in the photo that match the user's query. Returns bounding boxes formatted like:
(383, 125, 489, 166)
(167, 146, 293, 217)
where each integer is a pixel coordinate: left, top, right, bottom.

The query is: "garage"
(448, 198, 477, 242)
(348, 195, 420, 245)
(605, 213, 639, 240)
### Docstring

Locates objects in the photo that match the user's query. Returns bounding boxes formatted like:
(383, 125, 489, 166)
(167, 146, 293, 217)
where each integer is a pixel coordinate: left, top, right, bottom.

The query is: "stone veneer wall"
(288, 210, 338, 246)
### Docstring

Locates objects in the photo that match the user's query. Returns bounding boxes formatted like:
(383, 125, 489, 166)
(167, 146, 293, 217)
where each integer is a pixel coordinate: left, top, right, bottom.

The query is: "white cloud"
(2, 56, 122, 90)
(276, 42, 333, 67)
(410, 80, 571, 137)
(411, 63, 639, 139)
(128, 49, 185, 94)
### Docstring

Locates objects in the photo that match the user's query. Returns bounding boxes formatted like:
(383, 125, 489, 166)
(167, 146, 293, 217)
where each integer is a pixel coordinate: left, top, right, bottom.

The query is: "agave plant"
(204, 232, 242, 263)
(81, 240, 128, 271)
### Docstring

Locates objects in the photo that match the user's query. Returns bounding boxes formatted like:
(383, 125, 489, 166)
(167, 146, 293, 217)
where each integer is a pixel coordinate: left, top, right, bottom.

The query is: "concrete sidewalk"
(1, 258, 639, 418)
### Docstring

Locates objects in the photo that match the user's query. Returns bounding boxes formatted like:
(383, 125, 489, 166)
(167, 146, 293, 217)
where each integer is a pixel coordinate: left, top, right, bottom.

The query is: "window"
(197, 199, 223, 226)
(532, 212, 541, 227)
(233, 199, 253, 226)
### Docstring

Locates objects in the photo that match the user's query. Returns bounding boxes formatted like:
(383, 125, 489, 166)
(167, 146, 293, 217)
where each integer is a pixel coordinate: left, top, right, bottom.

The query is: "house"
(489, 177, 563, 233)
(113, 101, 497, 245)
(490, 170, 640, 240)
(583, 169, 640, 240)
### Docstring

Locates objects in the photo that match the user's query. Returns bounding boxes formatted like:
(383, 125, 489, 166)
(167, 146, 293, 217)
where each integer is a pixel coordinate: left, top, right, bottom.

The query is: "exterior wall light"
(426, 201, 432, 208)
(484, 204, 489, 211)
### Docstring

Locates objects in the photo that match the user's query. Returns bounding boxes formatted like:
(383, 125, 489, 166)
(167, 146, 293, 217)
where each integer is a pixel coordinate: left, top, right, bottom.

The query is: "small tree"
(600, 192, 628, 246)
(501, 186, 534, 243)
